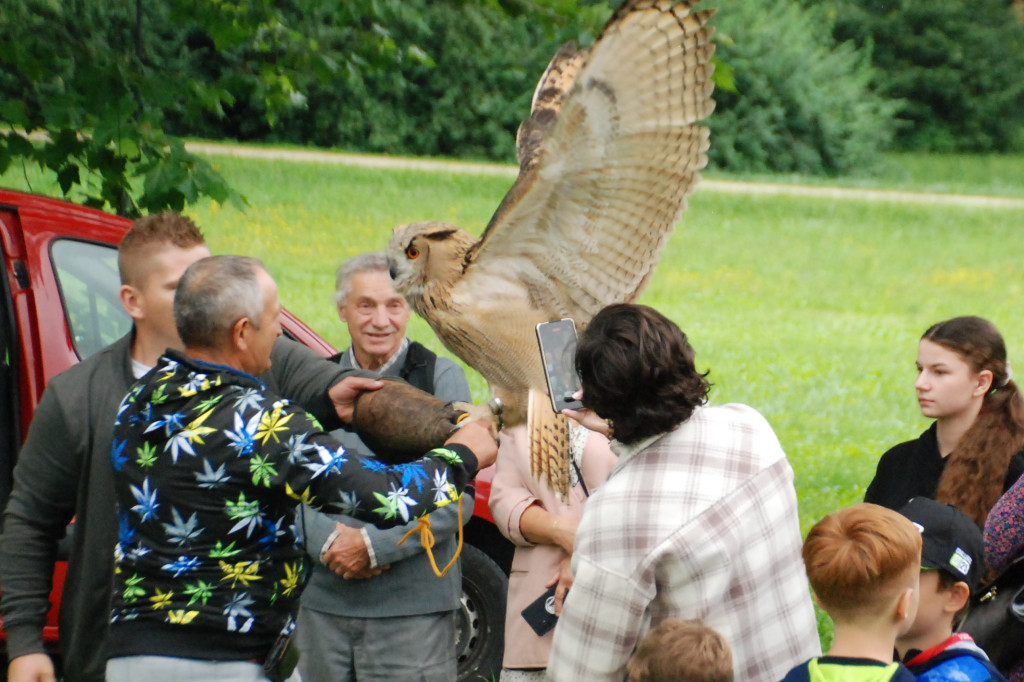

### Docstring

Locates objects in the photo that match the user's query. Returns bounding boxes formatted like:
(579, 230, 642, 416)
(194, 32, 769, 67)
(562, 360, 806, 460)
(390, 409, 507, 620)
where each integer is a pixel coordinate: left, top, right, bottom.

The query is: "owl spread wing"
(461, 0, 716, 327)
(448, 0, 716, 496)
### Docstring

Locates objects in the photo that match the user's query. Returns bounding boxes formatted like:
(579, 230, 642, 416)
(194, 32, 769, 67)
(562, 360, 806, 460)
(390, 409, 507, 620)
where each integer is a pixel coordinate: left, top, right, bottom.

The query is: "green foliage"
(828, 0, 1024, 152)
(202, 0, 896, 176)
(0, 0, 418, 214)
(0, 0, 611, 212)
(5, 0, 1021, 215)
(706, 0, 899, 175)
(205, 0, 610, 161)
(0, 0, 280, 213)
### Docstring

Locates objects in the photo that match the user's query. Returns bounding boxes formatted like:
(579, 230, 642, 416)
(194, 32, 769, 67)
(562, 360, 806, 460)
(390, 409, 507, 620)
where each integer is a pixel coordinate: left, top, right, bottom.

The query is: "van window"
(51, 239, 130, 359)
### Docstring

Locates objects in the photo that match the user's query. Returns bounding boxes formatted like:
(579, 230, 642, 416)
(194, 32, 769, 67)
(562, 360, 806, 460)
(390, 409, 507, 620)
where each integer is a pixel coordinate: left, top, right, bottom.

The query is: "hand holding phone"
(536, 319, 585, 413)
(521, 584, 559, 636)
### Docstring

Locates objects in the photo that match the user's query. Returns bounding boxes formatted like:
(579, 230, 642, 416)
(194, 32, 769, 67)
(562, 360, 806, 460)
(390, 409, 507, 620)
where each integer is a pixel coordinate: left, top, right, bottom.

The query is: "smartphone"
(521, 584, 559, 636)
(536, 318, 585, 413)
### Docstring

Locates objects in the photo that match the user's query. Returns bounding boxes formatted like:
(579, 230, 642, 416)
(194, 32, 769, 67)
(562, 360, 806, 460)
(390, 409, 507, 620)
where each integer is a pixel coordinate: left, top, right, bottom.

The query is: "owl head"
(387, 221, 478, 307)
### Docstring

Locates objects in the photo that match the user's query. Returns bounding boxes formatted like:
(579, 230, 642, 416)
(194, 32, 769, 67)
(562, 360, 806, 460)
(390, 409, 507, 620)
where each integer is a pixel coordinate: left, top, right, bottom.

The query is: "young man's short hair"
(627, 619, 733, 682)
(118, 211, 205, 286)
(802, 503, 922, 619)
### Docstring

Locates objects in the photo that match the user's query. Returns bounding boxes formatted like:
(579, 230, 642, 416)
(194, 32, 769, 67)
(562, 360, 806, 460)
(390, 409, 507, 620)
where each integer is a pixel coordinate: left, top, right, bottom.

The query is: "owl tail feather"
(527, 388, 572, 499)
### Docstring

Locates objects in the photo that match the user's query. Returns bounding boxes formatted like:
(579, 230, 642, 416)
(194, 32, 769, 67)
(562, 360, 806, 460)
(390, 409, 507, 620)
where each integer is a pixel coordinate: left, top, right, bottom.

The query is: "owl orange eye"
(406, 246, 420, 259)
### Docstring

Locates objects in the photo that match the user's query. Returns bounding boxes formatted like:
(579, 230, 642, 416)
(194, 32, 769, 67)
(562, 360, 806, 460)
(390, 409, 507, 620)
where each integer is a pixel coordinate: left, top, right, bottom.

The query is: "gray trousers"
(295, 608, 457, 682)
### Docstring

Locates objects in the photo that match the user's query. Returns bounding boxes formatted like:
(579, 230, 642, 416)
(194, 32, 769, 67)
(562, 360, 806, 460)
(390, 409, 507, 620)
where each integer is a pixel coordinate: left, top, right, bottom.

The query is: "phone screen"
(536, 318, 585, 413)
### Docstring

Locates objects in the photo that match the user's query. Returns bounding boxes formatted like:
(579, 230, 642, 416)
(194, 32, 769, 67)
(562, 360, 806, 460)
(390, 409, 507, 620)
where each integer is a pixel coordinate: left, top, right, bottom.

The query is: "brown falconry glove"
(350, 378, 502, 464)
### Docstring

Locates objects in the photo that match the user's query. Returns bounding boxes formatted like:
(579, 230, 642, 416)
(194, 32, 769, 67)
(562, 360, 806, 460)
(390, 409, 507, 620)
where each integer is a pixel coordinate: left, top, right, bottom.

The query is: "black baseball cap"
(898, 497, 985, 592)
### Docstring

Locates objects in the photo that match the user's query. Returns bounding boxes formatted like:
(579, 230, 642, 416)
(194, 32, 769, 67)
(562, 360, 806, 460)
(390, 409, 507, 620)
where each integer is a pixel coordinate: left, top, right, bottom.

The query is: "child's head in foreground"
(627, 619, 733, 682)
(803, 503, 922, 636)
(895, 497, 984, 654)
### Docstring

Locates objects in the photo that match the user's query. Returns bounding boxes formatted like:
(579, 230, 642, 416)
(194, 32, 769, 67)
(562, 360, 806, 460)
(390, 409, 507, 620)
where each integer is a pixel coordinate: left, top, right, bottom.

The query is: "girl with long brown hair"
(865, 316, 1024, 528)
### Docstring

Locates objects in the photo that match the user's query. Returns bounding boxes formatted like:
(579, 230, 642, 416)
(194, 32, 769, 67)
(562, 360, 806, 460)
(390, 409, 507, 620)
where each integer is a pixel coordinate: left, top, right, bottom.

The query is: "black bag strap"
(572, 458, 590, 498)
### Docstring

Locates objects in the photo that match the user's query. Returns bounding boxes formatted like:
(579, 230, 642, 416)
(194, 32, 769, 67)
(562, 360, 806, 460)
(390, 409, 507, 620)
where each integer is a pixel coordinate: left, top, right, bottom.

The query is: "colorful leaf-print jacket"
(107, 351, 477, 662)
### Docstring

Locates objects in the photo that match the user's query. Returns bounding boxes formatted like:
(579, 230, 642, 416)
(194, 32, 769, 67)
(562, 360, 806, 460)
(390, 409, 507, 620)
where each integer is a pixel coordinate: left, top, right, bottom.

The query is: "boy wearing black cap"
(896, 497, 1007, 681)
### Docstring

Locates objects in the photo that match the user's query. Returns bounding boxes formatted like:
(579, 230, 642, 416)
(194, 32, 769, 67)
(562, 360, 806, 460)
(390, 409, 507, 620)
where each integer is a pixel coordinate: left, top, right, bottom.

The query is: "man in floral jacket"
(105, 255, 497, 681)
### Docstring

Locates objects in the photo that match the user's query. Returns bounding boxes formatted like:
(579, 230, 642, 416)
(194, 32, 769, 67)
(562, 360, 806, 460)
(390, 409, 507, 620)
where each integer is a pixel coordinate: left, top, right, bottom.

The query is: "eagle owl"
(388, 0, 716, 495)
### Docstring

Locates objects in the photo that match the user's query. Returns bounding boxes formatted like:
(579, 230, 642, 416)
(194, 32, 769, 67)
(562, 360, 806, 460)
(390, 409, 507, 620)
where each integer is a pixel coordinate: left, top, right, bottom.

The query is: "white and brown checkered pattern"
(547, 403, 820, 681)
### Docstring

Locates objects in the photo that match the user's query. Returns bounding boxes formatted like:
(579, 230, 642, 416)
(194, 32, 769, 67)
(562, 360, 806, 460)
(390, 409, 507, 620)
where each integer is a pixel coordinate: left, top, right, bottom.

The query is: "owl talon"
(452, 400, 504, 433)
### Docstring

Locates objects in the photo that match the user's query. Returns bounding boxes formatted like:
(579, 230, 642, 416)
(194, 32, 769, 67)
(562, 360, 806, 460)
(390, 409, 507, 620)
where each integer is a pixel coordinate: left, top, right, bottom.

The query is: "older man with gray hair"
(104, 255, 497, 682)
(296, 251, 473, 682)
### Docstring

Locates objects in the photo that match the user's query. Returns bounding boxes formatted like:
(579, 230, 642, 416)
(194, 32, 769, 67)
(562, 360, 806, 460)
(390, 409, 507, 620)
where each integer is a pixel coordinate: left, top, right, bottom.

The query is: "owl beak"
(388, 257, 399, 280)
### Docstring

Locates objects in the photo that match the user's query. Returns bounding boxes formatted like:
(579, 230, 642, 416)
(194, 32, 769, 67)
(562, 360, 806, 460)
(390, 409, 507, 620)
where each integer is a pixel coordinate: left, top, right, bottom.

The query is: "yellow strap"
(397, 494, 464, 577)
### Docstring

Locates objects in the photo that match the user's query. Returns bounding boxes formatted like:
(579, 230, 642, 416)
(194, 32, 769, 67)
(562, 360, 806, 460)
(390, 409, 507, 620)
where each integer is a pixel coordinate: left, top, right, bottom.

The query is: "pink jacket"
(488, 426, 617, 669)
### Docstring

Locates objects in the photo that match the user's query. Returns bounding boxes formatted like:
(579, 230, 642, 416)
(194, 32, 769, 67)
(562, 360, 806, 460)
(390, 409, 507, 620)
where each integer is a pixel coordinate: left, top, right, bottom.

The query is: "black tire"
(457, 544, 507, 681)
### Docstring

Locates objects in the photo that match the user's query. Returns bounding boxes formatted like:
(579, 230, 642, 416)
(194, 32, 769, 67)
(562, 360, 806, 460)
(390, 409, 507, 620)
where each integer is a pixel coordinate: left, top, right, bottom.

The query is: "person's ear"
(975, 369, 994, 396)
(232, 316, 251, 352)
(337, 302, 347, 323)
(947, 581, 970, 614)
(895, 587, 915, 623)
(120, 284, 144, 321)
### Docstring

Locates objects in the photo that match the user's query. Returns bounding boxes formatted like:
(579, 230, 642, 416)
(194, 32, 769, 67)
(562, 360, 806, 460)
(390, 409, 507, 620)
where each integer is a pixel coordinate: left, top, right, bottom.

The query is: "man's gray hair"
(334, 252, 390, 306)
(175, 255, 267, 349)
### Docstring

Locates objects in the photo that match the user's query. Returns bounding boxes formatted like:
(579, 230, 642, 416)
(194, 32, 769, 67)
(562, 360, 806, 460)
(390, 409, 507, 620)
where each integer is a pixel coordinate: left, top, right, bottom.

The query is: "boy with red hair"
(780, 503, 922, 681)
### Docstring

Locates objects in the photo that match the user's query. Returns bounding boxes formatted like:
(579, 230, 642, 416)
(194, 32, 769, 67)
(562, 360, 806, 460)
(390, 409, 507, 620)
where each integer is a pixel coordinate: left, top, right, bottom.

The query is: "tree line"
(1, 0, 1022, 215)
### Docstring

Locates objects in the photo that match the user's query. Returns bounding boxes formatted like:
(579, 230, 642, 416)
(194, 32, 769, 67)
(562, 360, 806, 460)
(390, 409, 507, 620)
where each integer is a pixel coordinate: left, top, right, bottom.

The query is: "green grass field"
(708, 151, 1024, 198)
(5, 148, 1023, 649)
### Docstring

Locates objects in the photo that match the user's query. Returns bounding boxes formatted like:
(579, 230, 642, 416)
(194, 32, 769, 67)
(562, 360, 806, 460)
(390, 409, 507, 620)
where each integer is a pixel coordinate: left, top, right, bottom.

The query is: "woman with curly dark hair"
(571, 303, 711, 444)
(865, 316, 1024, 529)
(548, 303, 819, 682)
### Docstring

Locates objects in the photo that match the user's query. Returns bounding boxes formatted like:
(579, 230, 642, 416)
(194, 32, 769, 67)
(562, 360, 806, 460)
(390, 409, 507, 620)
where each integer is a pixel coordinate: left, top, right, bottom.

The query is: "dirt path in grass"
(185, 141, 1024, 210)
